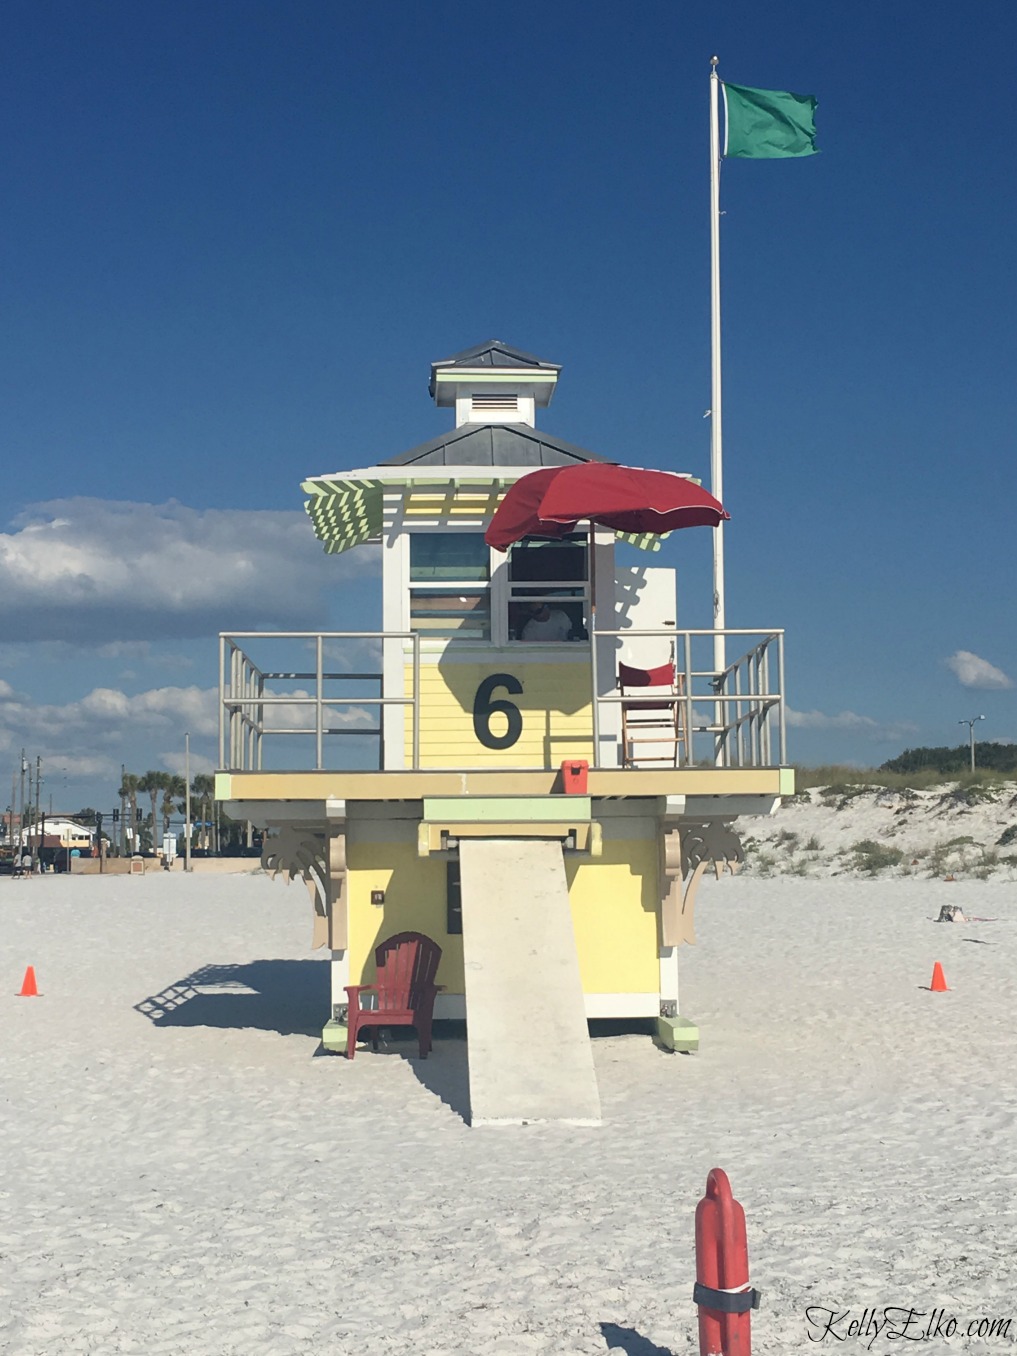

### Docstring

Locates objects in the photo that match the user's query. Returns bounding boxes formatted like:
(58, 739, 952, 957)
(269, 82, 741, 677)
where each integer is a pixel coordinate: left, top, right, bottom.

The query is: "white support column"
(382, 531, 408, 769)
(330, 948, 351, 1017)
(658, 947, 680, 1014)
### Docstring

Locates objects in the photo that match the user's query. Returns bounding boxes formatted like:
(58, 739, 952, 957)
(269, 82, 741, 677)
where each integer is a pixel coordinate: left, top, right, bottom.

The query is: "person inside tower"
(520, 599, 573, 642)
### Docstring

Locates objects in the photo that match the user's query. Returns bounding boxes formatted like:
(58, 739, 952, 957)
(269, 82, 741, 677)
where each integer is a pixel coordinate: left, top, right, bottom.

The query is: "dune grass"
(792, 764, 1016, 793)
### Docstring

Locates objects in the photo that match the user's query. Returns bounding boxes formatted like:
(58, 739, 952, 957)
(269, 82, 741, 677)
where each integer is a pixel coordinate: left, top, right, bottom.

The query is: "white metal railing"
(219, 626, 785, 773)
(591, 627, 786, 768)
(219, 631, 420, 771)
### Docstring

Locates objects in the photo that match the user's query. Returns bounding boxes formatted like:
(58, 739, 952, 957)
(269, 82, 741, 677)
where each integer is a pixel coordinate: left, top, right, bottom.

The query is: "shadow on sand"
(134, 963, 472, 1120)
(599, 1322, 675, 1355)
(348, 1024, 472, 1122)
(135, 971, 663, 1126)
(134, 958, 331, 1038)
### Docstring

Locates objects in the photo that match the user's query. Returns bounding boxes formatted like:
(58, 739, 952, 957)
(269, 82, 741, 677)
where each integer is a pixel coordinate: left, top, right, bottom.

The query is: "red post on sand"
(694, 1168, 759, 1356)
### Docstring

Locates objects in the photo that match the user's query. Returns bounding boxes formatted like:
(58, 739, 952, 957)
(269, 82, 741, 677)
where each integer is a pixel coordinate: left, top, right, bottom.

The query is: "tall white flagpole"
(709, 57, 727, 751)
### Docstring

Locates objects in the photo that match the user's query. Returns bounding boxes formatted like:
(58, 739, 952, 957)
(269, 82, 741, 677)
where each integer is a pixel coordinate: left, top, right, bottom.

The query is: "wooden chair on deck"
(344, 931, 443, 1060)
(619, 659, 686, 767)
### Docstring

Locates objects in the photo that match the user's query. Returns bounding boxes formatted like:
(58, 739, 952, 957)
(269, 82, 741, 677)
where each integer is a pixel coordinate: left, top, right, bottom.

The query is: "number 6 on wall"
(473, 673, 524, 750)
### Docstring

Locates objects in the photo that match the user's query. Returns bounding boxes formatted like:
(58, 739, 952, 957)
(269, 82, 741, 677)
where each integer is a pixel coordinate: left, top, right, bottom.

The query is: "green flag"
(723, 81, 818, 159)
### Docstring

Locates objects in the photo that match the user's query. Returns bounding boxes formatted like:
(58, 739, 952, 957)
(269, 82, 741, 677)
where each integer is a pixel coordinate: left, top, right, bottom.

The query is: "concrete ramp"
(458, 838, 601, 1127)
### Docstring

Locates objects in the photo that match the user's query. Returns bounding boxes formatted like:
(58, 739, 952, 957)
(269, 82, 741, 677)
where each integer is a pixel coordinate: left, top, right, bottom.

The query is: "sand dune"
(742, 782, 1017, 879)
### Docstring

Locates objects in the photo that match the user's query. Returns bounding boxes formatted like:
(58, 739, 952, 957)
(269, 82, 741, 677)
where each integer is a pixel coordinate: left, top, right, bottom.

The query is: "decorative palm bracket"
(261, 825, 348, 951)
(660, 819, 745, 947)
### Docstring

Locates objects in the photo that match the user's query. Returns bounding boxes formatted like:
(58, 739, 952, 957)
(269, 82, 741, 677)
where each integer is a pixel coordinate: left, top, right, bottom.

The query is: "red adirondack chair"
(344, 931, 444, 1060)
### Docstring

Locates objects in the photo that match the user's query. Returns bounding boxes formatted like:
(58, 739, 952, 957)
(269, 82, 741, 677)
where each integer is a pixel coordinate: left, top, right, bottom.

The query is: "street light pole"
(184, 732, 192, 873)
(959, 715, 985, 773)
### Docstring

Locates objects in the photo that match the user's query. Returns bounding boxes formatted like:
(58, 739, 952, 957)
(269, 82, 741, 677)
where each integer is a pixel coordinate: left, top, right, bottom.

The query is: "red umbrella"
(485, 462, 728, 550)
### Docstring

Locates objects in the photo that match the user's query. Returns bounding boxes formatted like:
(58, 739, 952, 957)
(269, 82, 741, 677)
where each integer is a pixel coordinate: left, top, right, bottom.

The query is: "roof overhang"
(300, 468, 675, 556)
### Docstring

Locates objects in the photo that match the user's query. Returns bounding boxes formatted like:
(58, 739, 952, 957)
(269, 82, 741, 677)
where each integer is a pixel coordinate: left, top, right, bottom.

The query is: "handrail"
(219, 630, 420, 772)
(591, 626, 786, 768)
(219, 626, 785, 773)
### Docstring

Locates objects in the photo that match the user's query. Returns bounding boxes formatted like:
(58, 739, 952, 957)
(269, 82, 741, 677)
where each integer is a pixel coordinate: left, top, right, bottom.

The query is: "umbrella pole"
(589, 522, 600, 767)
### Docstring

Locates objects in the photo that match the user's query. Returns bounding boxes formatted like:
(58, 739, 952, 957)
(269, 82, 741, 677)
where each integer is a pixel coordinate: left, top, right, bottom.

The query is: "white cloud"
(943, 650, 1014, 690)
(256, 686, 377, 733)
(786, 707, 918, 743)
(161, 749, 216, 778)
(0, 682, 218, 773)
(0, 498, 378, 642)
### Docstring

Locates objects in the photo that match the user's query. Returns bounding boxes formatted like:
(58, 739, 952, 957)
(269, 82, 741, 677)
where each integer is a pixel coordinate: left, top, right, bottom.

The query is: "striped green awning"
(302, 478, 385, 555)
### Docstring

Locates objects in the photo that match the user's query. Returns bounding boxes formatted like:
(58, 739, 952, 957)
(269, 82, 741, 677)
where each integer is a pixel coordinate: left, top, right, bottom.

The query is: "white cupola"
(428, 339, 561, 429)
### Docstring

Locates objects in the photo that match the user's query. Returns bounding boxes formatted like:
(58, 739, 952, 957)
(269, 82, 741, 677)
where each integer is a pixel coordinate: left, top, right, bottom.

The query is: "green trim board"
(423, 796, 592, 823)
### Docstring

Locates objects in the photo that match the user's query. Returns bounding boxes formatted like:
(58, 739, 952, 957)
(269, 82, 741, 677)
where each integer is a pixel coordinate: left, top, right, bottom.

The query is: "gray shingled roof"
(379, 422, 611, 468)
(428, 339, 560, 397)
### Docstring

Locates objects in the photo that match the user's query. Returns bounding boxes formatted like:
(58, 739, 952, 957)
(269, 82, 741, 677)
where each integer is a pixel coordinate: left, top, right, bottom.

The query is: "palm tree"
(118, 772, 141, 854)
(138, 771, 168, 855)
(161, 775, 186, 839)
(192, 773, 215, 852)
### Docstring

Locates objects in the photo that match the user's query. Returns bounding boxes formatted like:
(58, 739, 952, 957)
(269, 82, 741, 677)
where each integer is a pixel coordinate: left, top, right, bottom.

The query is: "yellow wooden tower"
(216, 341, 791, 1123)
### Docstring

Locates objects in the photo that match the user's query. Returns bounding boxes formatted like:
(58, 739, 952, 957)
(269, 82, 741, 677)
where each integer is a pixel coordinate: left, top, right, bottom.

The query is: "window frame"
(401, 528, 592, 649)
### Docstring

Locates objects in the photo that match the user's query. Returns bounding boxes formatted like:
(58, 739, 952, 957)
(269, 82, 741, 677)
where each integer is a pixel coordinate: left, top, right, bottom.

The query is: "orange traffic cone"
(18, 965, 39, 997)
(930, 961, 949, 992)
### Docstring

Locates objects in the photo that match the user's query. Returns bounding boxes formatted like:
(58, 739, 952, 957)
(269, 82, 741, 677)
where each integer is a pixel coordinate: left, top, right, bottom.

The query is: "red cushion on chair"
(618, 661, 675, 688)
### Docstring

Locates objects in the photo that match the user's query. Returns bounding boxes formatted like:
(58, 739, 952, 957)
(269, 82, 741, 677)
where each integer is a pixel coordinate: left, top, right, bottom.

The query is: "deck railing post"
(218, 636, 226, 770)
(590, 622, 600, 769)
(315, 634, 324, 770)
(786, 631, 791, 770)
(412, 632, 420, 770)
(763, 642, 770, 765)
(257, 670, 264, 770)
(231, 645, 241, 768)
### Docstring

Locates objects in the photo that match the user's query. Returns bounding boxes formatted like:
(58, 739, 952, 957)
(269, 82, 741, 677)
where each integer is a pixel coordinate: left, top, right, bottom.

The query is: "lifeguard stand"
(217, 341, 791, 1124)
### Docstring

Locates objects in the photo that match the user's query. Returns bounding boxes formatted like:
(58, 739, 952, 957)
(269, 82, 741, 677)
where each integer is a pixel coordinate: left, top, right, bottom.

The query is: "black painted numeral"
(473, 673, 524, 750)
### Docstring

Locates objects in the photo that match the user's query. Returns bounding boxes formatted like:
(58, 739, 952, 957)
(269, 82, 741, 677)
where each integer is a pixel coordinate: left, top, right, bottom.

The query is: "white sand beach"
(3, 869, 1016, 1355)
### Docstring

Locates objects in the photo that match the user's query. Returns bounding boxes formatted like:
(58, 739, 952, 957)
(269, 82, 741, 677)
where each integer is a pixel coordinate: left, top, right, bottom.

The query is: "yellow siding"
(347, 839, 465, 994)
(405, 659, 594, 768)
(567, 836, 661, 994)
(347, 831, 660, 998)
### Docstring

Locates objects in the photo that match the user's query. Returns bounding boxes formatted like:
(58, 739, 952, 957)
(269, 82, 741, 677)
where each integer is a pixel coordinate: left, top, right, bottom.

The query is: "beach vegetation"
(794, 763, 1016, 795)
(848, 839, 905, 874)
(880, 742, 1017, 776)
(923, 837, 999, 879)
(996, 825, 1017, 847)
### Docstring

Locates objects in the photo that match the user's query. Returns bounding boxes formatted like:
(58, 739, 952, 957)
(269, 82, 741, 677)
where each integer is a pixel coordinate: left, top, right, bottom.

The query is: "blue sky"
(2, 0, 1015, 813)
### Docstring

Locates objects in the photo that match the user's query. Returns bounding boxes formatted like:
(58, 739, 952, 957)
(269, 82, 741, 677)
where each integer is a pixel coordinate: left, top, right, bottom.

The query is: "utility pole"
(184, 732, 192, 873)
(35, 756, 42, 870)
(18, 750, 26, 860)
(120, 764, 127, 857)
